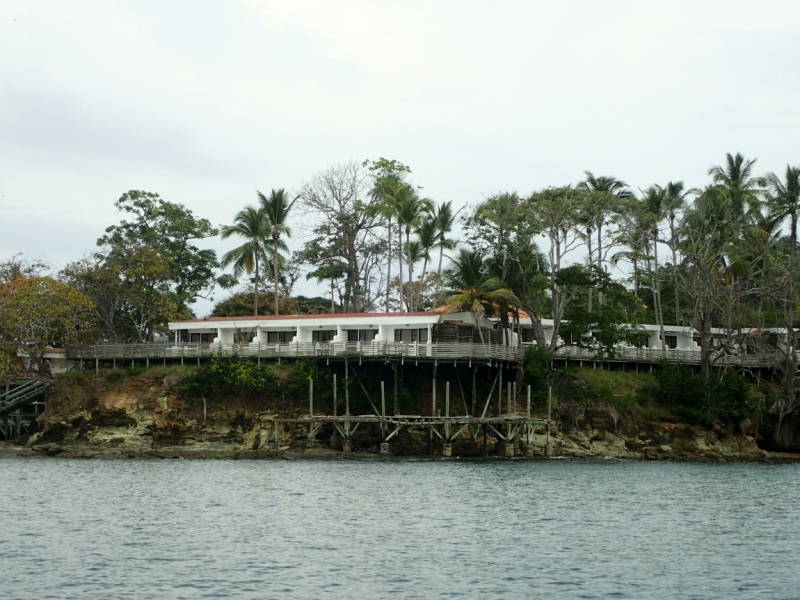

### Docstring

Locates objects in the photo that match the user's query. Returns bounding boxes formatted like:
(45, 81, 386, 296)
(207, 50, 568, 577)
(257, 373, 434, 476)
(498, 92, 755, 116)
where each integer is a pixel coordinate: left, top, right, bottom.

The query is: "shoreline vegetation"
(3, 153, 800, 453)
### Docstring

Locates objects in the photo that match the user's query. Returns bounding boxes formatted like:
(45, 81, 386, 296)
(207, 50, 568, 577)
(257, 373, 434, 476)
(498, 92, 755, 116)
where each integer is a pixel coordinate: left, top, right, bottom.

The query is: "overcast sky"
(1, 0, 799, 314)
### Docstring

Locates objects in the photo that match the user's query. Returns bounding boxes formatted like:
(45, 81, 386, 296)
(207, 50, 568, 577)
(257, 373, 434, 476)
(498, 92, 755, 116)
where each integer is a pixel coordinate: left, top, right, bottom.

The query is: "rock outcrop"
(1, 370, 797, 462)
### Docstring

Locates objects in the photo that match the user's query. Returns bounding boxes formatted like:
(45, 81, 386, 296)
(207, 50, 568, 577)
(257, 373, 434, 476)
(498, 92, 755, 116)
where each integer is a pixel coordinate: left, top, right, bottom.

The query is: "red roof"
(175, 311, 435, 324)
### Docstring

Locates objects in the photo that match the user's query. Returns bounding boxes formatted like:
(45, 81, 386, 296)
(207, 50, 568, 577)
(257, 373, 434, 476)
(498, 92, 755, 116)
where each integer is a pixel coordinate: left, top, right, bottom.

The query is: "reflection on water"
(1, 458, 798, 599)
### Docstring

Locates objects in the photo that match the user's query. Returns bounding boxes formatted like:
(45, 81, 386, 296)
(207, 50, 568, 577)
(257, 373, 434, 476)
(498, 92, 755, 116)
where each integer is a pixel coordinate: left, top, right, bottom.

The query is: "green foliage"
(0, 276, 96, 374)
(651, 362, 756, 424)
(557, 368, 656, 413)
(559, 267, 645, 358)
(522, 345, 550, 401)
(75, 190, 220, 342)
(211, 291, 335, 317)
(180, 353, 277, 398)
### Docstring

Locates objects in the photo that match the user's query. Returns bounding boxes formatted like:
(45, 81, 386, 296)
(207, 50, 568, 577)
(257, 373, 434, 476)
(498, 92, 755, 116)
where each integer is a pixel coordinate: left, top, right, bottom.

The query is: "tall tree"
(641, 185, 668, 351)
(365, 158, 412, 312)
(763, 165, 800, 423)
(220, 205, 270, 316)
(414, 216, 438, 311)
(527, 186, 588, 353)
(663, 181, 691, 325)
(432, 201, 458, 298)
(99, 191, 219, 314)
(298, 162, 386, 312)
(259, 188, 297, 316)
(763, 166, 800, 261)
(395, 192, 433, 311)
(579, 172, 633, 270)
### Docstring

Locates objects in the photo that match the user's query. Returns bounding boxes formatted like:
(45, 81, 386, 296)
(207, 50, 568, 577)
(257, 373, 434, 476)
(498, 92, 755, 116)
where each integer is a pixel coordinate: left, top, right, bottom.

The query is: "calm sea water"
(1, 458, 799, 599)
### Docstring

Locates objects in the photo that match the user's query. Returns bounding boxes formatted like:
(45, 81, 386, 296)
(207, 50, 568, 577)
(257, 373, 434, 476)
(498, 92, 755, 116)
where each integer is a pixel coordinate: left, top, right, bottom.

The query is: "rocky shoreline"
(4, 370, 799, 463)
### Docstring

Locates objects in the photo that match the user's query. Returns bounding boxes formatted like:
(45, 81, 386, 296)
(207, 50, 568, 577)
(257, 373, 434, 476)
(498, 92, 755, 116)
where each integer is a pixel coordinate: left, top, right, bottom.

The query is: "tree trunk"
(417, 255, 429, 311)
(653, 228, 666, 352)
(522, 302, 547, 349)
(386, 219, 392, 311)
(398, 229, 404, 312)
(436, 239, 445, 295)
(670, 216, 680, 326)
(253, 250, 259, 316)
(407, 229, 413, 311)
(597, 220, 603, 306)
(586, 227, 593, 313)
(273, 237, 280, 316)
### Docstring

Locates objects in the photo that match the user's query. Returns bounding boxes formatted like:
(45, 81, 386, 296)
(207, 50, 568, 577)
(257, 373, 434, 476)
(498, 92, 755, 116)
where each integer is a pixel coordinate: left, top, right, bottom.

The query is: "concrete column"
(442, 443, 452, 457)
(342, 439, 353, 453)
(504, 441, 515, 457)
(523, 443, 535, 457)
(380, 442, 390, 456)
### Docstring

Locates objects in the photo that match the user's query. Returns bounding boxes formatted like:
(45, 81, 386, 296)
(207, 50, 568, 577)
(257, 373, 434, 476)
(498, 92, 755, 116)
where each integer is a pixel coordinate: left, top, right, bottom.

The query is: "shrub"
(522, 345, 550, 402)
(651, 361, 756, 424)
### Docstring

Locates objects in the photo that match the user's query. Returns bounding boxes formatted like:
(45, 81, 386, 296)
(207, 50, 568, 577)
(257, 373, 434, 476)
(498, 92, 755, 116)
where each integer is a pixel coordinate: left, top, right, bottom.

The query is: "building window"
(313, 330, 335, 343)
(663, 335, 678, 349)
(418, 328, 428, 343)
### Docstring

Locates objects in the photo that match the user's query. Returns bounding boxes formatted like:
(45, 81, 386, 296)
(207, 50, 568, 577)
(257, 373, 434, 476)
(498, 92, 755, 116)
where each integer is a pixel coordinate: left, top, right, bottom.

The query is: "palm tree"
(413, 216, 438, 310)
(258, 189, 297, 316)
(443, 249, 520, 343)
(763, 165, 800, 418)
(663, 181, 691, 325)
(220, 206, 270, 316)
(395, 192, 433, 311)
(763, 166, 800, 261)
(432, 201, 458, 294)
(642, 185, 668, 351)
(708, 152, 762, 222)
(368, 174, 404, 311)
(579, 171, 633, 270)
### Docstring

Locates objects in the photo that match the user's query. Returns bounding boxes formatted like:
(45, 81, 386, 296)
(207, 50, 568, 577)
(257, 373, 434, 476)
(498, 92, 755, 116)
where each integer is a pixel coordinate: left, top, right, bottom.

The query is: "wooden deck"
(65, 341, 526, 364)
(65, 341, 782, 368)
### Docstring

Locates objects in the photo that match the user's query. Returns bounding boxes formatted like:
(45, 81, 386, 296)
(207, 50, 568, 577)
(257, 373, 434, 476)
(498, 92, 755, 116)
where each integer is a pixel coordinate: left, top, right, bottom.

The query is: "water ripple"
(0, 460, 798, 599)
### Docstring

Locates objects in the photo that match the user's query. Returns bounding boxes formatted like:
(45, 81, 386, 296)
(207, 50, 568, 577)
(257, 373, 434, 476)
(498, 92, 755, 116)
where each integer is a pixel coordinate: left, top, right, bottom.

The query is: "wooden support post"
(471, 365, 477, 416)
(309, 379, 314, 418)
(432, 361, 438, 417)
(498, 367, 503, 417)
(432, 377, 436, 417)
(345, 362, 350, 417)
(95, 357, 99, 374)
(507, 381, 512, 418)
(526, 385, 531, 419)
(333, 374, 337, 417)
(393, 362, 398, 415)
(445, 381, 450, 417)
(381, 381, 385, 418)
(146, 356, 149, 369)
(546, 385, 552, 456)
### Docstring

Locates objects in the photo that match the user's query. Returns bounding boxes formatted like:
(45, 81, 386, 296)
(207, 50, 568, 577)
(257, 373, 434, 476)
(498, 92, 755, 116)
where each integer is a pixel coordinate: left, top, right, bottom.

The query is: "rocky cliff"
(3, 369, 799, 462)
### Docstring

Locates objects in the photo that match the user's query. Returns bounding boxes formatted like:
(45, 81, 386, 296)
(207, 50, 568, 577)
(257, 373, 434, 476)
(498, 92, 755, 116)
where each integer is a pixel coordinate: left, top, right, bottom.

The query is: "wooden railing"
(65, 341, 782, 368)
(66, 341, 526, 363)
(546, 345, 781, 368)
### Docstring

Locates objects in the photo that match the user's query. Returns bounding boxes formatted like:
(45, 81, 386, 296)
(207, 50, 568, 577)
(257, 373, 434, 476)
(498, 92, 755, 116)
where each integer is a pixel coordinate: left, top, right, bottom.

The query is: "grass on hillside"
(560, 367, 670, 419)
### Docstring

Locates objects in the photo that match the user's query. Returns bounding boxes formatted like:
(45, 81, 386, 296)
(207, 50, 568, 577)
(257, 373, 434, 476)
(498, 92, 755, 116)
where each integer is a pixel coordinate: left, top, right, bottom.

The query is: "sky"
(1, 0, 799, 315)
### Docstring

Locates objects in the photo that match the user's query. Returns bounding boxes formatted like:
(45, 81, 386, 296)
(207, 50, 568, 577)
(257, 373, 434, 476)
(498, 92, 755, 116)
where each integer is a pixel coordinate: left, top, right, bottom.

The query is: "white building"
(168, 311, 498, 347)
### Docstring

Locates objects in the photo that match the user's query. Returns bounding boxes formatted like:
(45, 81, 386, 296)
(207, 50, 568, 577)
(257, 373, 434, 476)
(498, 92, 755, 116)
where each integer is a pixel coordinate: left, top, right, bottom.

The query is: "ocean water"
(1, 458, 798, 599)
